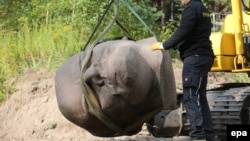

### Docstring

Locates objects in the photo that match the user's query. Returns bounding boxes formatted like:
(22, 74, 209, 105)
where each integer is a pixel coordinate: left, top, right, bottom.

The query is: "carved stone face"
(83, 41, 156, 117)
(55, 37, 176, 137)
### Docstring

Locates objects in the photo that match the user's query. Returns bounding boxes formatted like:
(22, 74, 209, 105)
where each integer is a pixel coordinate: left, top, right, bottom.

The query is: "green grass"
(2, 21, 250, 104)
(0, 23, 85, 102)
(0, 19, 161, 103)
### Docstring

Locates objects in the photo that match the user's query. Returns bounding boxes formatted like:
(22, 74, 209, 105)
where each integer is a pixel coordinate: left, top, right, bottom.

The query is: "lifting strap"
(121, 0, 156, 37)
(82, 0, 156, 50)
(80, 0, 160, 136)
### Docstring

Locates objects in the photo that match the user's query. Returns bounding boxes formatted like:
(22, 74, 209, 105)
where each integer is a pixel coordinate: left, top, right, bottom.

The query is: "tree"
(205, 0, 231, 13)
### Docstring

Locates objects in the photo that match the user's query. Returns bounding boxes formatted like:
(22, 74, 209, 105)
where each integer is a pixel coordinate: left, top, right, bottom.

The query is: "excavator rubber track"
(209, 86, 250, 139)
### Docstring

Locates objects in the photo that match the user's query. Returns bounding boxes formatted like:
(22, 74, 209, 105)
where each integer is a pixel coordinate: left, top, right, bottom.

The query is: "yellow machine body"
(210, 0, 250, 73)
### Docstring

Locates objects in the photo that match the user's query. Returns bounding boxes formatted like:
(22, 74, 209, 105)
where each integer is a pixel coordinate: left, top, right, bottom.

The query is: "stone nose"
(83, 65, 104, 87)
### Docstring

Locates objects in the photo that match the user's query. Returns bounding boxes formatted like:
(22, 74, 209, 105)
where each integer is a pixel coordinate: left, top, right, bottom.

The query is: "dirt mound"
(0, 69, 174, 141)
(0, 69, 98, 141)
(0, 60, 231, 141)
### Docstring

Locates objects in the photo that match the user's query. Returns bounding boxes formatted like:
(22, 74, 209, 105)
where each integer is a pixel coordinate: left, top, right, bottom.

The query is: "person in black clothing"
(151, 0, 215, 141)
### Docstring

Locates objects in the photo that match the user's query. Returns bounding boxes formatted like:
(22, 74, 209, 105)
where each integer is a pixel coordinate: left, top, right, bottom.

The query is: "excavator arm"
(210, 0, 250, 73)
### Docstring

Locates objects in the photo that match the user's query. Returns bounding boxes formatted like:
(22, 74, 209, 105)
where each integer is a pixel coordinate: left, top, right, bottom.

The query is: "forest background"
(0, 0, 233, 102)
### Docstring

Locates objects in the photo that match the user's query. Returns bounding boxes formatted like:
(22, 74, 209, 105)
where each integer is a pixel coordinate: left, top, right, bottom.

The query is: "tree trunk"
(151, 0, 172, 27)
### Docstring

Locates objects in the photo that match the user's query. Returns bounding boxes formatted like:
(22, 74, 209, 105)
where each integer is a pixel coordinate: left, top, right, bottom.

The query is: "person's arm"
(163, 6, 198, 49)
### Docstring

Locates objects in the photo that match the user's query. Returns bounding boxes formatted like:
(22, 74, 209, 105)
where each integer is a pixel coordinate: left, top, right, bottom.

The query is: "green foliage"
(204, 0, 231, 12)
(0, 21, 86, 102)
(0, 0, 162, 39)
(0, 83, 5, 102)
(0, 0, 242, 103)
(123, 0, 163, 38)
(154, 0, 182, 59)
(83, 0, 163, 41)
(0, 0, 164, 102)
(172, 0, 184, 17)
(44, 123, 57, 131)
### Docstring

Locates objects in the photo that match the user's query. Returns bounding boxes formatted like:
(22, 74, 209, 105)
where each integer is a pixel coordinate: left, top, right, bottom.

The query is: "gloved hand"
(151, 42, 164, 50)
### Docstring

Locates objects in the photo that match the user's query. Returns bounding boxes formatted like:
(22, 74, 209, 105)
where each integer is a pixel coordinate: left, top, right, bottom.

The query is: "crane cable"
(80, 0, 160, 136)
(120, 0, 156, 37)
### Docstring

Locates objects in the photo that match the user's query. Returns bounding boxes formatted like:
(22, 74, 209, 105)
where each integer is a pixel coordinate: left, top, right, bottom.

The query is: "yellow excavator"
(207, 0, 250, 139)
(210, 0, 250, 73)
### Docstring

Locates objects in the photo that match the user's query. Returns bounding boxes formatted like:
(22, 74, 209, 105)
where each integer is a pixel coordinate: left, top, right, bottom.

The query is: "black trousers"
(182, 55, 215, 141)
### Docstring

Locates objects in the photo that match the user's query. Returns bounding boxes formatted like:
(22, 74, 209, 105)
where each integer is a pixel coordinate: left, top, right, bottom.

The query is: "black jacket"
(162, 0, 214, 59)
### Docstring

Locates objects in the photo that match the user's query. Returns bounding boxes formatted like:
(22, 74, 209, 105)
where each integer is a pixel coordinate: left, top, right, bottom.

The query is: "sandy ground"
(0, 59, 230, 141)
